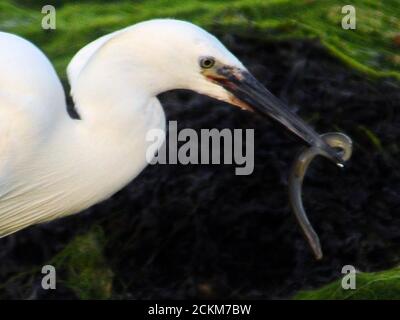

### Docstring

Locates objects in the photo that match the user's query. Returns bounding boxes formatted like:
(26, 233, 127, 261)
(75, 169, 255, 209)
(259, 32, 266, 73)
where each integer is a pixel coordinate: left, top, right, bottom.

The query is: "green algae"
(51, 226, 113, 299)
(1, 0, 399, 82)
(295, 267, 400, 299)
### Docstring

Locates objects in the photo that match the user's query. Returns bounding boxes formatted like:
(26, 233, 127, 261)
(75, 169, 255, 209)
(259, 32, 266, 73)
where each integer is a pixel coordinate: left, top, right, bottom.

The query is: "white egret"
(0, 19, 342, 240)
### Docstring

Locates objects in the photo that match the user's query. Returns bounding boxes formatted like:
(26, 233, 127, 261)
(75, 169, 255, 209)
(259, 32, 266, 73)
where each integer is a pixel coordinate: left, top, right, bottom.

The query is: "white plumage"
(0, 19, 244, 237)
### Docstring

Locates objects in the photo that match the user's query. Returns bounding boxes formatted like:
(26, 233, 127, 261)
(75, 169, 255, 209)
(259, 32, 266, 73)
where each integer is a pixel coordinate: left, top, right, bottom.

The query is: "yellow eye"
(199, 57, 215, 69)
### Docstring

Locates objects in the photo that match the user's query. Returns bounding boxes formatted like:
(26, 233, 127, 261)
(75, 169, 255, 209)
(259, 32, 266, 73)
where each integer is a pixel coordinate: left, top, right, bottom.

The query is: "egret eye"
(199, 57, 215, 69)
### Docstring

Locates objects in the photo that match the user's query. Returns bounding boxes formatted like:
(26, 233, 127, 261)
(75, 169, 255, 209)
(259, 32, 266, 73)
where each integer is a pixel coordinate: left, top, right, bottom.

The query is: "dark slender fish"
(289, 132, 353, 260)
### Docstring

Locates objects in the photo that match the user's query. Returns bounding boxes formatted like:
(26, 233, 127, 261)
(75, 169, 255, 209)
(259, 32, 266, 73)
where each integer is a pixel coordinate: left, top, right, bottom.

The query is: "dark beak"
(211, 66, 344, 165)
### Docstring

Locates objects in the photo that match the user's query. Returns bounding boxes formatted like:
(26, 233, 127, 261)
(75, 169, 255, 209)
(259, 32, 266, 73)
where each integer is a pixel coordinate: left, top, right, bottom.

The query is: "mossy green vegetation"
(0, 227, 112, 299)
(1, 0, 399, 82)
(51, 226, 113, 299)
(295, 267, 400, 299)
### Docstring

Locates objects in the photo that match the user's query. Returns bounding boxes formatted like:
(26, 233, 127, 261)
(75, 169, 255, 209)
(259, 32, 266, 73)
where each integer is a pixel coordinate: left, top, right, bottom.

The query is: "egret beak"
(204, 65, 344, 166)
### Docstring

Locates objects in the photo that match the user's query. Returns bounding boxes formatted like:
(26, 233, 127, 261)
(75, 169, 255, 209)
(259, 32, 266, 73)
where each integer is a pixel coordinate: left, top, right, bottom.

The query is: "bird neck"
(72, 73, 155, 134)
(69, 32, 176, 133)
(55, 35, 170, 210)
(57, 35, 170, 207)
(67, 70, 166, 183)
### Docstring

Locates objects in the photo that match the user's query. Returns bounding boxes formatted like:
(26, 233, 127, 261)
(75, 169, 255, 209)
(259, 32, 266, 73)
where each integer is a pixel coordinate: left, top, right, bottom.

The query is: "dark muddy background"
(0, 35, 399, 299)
